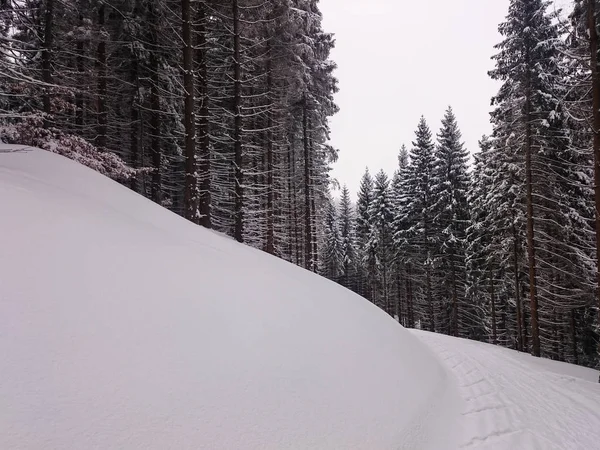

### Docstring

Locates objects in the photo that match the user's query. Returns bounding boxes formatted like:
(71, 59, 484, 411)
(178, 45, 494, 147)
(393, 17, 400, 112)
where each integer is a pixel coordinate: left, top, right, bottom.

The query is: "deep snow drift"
(2, 146, 600, 450)
(0, 146, 459, 449)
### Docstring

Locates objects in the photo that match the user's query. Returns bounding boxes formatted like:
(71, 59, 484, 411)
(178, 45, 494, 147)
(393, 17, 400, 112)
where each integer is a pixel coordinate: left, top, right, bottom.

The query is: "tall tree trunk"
(396, 266, 402, 324)
(265, 44, 274, 254)
(196, 1, 211, 227)
(42, 0, 54, 127)
(232, 0, 243, 242)
(303, 98, 313, 270)
(75, 13, 84, 128)
(588, 0, 600, 380)
(182, 0, 197, 221)
(450, 253, 458, 337)
(406, 263, 415, 328)
(570, 308, 579, 366)
(524, 43, 541, 357)
(490, 268, 497, 345)
(148, 1, 161, 203)
(96, 2, 107, 149)
(512, 222, 524, 351)
(130, 56, 139, 192)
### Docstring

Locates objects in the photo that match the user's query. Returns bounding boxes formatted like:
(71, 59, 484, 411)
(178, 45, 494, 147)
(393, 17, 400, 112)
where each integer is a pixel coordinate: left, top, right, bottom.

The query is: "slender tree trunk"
(130, 56, 139, 192)
(42, 0, 54, 127)
(524, 44, 541, 356)
(512, 223, 524, 351)
(587, 0, 600, 380)
(396, 266, 402, 324)
(303, 98, 313, 270)
(75, 13, 84, 128)
(406, 263, 415, 328)
(196, 1, 211, 227)
(182, 0, 197, 221)
(450, 253, 458, 337)
(426, 266, 434, 332)
(490, 268, 497, 345)
(265, 46, 274, 254)
(232, 0, 243, 242)
(570, 308, 579, 366)
(148, 2, 161, 203)
(96, 2, 107, 149)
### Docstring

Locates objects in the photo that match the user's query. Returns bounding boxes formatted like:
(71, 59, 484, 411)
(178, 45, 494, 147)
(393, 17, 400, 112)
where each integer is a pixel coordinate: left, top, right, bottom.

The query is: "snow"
(1, 145, 599, 449)
(0, 146, 459, 449)
(416, 330, 600, 449)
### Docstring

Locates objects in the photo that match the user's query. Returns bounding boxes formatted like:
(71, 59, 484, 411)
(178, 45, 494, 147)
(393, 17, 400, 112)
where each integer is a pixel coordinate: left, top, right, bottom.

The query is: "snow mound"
(0, 146, 459, 449)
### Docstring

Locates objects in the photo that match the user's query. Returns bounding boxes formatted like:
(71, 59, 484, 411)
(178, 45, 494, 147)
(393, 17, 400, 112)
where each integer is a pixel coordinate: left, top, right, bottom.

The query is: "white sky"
(320, 0, 571, 196)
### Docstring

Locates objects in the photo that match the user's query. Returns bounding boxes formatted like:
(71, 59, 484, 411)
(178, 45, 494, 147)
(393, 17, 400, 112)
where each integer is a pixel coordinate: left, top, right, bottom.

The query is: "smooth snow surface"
(2, 146, 599, 449)
(0, 146, 459, 449)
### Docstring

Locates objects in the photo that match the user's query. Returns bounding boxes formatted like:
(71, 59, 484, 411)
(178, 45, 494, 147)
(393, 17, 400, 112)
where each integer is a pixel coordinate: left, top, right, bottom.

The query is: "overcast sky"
(320, 0, 570, 196)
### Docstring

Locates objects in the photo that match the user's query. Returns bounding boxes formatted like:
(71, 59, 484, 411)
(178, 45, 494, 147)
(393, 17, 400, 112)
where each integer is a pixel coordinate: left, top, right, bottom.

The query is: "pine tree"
(322, 194, 343, 280)
(366, 170, 394, 313)
(338, 185, 358, 291)
(395, 117, 437, 331)
(355, 168, 374, 299)
(490, 0, 574, 357)
(431, 107, 471, 337)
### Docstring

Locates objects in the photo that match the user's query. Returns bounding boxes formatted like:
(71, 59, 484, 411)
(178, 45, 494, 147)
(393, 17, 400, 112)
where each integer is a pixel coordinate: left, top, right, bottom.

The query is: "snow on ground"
(415, 330, 600, 450)
(1, 146, 599, 449)
(0, 145, 459, 449)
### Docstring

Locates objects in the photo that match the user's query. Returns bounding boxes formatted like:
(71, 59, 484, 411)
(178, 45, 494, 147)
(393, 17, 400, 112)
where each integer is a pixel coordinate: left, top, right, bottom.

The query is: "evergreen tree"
(366, 170, 394, 313)
(338, 185, 358, 291)
(322, 194, 343, 280)
(395, 117, 437, 331)
(431, 107, 471, 336)
(355, 168, 374, 299)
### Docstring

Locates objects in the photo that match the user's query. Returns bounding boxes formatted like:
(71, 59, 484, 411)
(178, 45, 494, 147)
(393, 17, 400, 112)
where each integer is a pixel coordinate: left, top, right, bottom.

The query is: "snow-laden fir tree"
(431, 107, 471, 337)
(394, 117, 437, 331)
(366, 170, 394, 313)
(355, 168, 374, 299)
(338, 185, 358, 292)
(322, 194, 343, 281)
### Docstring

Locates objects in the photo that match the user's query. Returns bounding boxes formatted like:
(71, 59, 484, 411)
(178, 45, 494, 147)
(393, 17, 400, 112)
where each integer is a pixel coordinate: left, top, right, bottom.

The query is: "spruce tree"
(431, 107, 471, 336)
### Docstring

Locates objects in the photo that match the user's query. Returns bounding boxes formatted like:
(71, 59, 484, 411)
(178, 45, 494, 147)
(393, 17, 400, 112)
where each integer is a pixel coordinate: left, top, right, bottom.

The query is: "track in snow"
(414, 330, 600, 450)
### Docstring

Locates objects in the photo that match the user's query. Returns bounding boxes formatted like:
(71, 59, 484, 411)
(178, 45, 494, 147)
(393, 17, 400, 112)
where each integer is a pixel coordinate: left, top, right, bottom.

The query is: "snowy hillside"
(0, 146, 458, 448)
(1, 146, 599, 449)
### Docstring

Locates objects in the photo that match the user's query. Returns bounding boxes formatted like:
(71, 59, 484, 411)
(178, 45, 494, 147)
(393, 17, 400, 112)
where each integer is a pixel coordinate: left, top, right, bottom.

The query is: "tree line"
(322, 0, 600, 370)
(2, 0, 600, 370)
(0, 0, 337, 269)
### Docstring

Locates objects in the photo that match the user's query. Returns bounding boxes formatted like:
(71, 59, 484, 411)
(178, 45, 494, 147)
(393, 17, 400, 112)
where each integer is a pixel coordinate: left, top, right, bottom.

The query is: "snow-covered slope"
(0, 146, 459, 449)
(2, 146, 600, 450)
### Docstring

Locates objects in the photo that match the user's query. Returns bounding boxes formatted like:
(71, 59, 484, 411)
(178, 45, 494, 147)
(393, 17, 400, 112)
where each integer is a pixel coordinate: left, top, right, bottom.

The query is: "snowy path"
(414, 330, 600, 450)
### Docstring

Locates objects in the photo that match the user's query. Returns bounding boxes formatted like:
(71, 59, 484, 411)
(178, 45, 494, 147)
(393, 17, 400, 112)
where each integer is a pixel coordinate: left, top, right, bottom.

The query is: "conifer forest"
(2, 0, 600, 370)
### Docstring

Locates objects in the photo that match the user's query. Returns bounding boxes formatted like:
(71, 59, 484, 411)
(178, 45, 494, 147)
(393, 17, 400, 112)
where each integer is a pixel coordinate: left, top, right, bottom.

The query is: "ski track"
(413, 330, 600, 450)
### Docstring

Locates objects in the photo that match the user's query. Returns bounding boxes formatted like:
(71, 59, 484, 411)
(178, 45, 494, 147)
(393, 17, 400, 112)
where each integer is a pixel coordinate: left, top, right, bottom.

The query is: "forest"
(1, 0, 600, 369)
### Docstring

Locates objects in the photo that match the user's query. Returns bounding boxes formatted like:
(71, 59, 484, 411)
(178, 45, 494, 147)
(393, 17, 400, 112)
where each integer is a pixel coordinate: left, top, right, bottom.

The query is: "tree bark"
(512, 222, 524, 351)
(75, 13, 84, 128)
(182, 0, 197, 221)
(303, 98, 313, 270)
(148, 1, 161, 203)
(490, 268, 497, 345)
(524, 40, 541, 357)
(196, 1, 211, 227)
(265, 43, 274, 254)
(588, 0, 600, 380)
(41, 0, 54, 126)
(96, 2, 107, 149)
(232, 0, 243, 242)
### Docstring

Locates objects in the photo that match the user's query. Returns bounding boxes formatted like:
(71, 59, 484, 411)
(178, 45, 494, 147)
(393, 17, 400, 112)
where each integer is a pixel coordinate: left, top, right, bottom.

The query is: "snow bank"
(0, 146, 459, 449)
